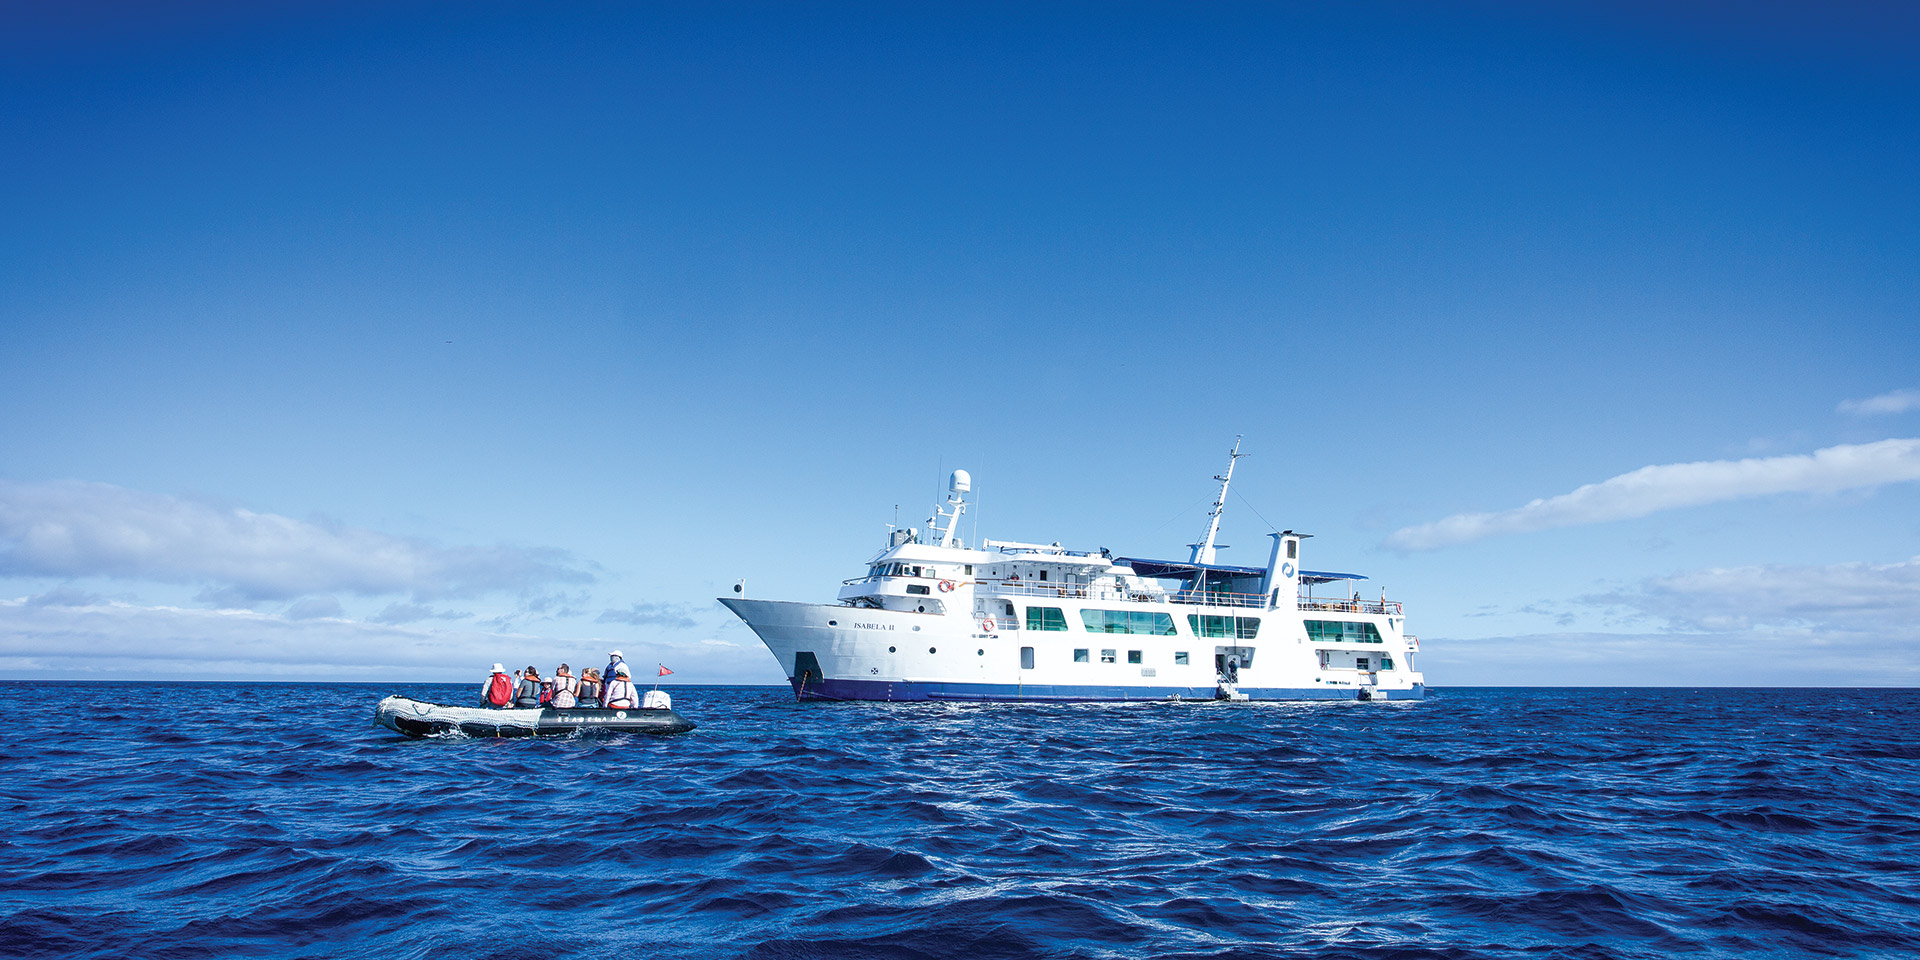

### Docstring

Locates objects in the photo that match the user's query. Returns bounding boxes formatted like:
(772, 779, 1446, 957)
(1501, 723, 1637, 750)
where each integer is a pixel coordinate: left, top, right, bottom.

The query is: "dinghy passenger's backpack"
(486, 673, 513, 707)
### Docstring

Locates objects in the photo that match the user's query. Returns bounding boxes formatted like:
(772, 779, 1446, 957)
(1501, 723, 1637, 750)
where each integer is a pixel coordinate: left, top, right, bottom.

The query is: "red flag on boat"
(658, 664, 674, 677)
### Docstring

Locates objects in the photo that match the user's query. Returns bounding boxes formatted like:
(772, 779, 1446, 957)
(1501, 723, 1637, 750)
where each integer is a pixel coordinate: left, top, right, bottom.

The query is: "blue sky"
(3, 2, 1916, 685)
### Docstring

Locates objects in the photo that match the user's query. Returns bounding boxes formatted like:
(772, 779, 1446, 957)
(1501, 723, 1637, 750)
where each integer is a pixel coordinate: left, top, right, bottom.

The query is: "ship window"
(1287, 540, 1297, 560)
(911, 566, 923, 577)
(965, 565, 973, 575)
(1185, 614, 1262, 639)
(1356, 657, 1371, 670)
(1127, 650, 1142, 664)
(1079, 609, 1177, 635)
(907, 584, 930, 595)
(1020, 647, 1035, 669)
(1304, 620, 1384, 644)
(1038, 569, 1048, 581)
(929, 647, 937, 654)
(1174, 651, 1189, 665)
(1025, 606, 1069, 631)
(1100, 649, 1116, 663)
(1074, 648, 1089, 663)
(1381, 656, 1394, 670)
(888, 646, 896, 653)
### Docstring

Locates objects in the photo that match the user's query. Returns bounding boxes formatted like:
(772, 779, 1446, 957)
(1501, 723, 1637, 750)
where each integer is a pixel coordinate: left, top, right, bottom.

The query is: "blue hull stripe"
(790, 678, 1425, 703)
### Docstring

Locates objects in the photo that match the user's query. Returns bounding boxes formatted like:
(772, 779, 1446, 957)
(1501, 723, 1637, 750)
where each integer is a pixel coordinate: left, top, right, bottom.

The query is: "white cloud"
(0, 595, 782, 682)
(596, 601, 700, 629)
(0, 479, 593, 600)
(1585, 555, 1920, 636)
(1386, 438, 1920, 551)
(1420, 555, 1920, 686)
(1839, 388, 1920, 416)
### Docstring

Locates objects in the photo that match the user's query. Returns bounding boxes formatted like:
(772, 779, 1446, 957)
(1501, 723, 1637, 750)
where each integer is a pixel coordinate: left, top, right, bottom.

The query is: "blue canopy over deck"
(1116, 557, 1368, 585)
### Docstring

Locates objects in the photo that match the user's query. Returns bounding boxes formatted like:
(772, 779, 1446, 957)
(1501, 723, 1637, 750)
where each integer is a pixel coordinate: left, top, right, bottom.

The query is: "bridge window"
(1187, 614, 1261, 639)
(907, 584, 930, 596)
(1304, 620, 1384, 644)
(1025, 606, 1069, 631)
(1080, 609, 1177, 635)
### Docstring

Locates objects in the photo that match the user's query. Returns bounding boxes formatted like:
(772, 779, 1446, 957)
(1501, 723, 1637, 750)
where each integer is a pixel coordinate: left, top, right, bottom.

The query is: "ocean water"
(3, 684, 1918, 959)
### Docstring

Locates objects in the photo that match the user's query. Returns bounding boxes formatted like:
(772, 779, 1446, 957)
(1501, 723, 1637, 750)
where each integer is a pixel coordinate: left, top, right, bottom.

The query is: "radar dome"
(949, 469, 972, 494)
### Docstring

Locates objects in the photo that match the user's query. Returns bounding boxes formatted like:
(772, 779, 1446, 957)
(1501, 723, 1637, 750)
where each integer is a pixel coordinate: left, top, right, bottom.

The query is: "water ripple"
(2, 683, 1918, 959)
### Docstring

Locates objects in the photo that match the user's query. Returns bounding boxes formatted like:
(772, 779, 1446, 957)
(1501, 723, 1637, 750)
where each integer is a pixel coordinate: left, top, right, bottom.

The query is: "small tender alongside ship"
(722, 440, 1426, 702)
(372, 692, 697, 738)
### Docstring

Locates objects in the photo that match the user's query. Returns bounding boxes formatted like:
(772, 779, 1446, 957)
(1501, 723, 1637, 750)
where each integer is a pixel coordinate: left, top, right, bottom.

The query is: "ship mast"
(1187, 436, 1242, 566)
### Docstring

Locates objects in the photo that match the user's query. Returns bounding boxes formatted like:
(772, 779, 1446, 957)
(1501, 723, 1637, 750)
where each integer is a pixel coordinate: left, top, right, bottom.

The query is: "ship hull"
(720, 597, 1425, 703)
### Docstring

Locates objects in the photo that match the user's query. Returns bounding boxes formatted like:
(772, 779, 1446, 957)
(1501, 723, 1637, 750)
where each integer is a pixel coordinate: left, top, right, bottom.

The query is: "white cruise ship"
(721, 442, 1425, 702)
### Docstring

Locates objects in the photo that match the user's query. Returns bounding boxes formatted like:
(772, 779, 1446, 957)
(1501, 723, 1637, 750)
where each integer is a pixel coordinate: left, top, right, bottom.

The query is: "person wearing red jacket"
(480, 663, 514, 708)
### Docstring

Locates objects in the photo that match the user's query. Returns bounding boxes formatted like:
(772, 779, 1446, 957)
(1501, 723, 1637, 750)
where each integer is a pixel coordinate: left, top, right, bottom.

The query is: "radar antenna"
(1187, 436, 1242, 565)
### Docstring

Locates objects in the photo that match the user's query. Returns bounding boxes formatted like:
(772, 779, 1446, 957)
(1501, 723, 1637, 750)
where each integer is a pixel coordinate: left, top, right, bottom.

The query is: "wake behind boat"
(372, 694, 697, 738)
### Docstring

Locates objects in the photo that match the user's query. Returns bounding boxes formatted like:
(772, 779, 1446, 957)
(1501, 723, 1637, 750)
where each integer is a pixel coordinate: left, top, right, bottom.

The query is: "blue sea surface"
(3, 683, 1918, 959)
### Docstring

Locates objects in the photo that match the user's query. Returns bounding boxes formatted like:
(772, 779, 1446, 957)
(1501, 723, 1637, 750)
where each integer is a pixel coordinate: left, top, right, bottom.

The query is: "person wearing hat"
(602, 663, 638, 709)
(481, 663, 513, 708)
(602, 650, 626, 689)
(513, 665, 545, 707)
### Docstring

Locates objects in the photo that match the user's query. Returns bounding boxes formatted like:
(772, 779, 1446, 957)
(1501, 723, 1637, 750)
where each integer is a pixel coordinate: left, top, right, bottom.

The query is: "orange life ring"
(982, 618, 996, 632)
(938, 580, 955, 593)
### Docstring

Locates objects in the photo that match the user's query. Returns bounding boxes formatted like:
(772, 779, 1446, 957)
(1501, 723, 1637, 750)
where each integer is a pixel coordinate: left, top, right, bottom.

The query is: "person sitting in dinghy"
(577, 669, 603, 708)
(549, 664, 579, 709)
(603, 664, 639, 709)
(514, 666, 545, 707)
(481, 663, 514, 708)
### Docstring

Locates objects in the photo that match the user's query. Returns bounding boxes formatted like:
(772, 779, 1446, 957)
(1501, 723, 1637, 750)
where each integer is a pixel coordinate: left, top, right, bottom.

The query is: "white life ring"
(982, 618, 996, 632)
(938, 580, 955, 593)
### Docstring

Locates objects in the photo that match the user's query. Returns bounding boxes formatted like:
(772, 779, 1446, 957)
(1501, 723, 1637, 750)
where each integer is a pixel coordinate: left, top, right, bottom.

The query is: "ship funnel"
(949, 469, 971, 496)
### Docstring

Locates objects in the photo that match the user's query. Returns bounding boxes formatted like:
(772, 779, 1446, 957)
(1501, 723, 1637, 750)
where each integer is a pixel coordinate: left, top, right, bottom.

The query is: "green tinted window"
(1304, 620, 1384, 644)
(1026, 606, 1069, 631)
(1186, 614, 1262, 639)
(1079, 609, 1176, 635)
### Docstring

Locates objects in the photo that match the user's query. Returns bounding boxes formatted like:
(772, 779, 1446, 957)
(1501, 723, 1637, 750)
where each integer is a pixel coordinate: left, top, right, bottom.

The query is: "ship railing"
(979, 580, 1268, 609)
(1298, 599, 1403, 615)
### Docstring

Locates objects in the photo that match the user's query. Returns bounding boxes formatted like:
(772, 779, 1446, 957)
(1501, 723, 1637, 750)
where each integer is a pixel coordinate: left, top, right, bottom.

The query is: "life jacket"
(514, 678, 544, 707)
(486, 673, 513, 707)
(604, 678, 637, 708)
(550, 675, 578, 708)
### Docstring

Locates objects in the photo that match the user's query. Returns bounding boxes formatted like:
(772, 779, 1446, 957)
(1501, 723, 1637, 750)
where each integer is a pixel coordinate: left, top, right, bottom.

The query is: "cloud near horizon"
(1386, 438, 1920, 551)
(0, 479, 594, 601)
(1839, 388, 1920, 416)
(0, 594, 777, 682)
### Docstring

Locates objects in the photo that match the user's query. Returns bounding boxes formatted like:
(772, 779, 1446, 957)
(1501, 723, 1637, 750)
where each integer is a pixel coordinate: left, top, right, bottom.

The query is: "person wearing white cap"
(603, 662, 638, 709)
(480, 663, 514, 708)
(602, 650, 626, 690)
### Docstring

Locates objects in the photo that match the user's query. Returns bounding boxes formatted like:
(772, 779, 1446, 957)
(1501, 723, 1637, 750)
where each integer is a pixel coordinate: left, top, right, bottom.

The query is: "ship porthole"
(976, 648, 984, 656)
(917, 605, 925, 612)
(888, 646, 896, 653)
(828, 620, 837, 626)
(912, 626, 921, 631)
(929, 647, 937, 654)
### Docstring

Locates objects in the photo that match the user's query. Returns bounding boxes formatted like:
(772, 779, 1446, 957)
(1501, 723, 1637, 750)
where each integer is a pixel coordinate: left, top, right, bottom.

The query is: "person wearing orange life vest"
(480, 663, 514, 708)
(549, 664, 579, 709)
(602, 663, 638, 709)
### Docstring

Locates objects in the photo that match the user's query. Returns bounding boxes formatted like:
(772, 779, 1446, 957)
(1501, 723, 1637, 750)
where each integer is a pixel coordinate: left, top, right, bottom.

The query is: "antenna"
(1187, 436, 1243, 566)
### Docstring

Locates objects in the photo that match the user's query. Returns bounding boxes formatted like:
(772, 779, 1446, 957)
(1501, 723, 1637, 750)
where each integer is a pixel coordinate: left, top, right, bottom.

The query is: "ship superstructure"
(720, 443, 1425, 702)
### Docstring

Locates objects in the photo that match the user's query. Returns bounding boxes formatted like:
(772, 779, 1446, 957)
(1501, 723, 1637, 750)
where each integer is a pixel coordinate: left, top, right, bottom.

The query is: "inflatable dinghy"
(373, 693, 697, 738)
